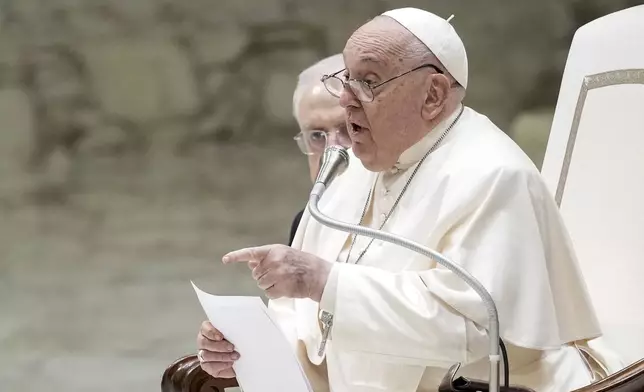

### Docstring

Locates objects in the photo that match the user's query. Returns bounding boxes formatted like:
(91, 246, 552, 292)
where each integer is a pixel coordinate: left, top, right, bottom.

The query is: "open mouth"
(350, 122, 367, 134)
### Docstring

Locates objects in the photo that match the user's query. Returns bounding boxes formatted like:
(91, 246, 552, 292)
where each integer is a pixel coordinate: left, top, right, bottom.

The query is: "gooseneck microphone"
(307, 146, 502, 392)
(310, 145, 350, 199)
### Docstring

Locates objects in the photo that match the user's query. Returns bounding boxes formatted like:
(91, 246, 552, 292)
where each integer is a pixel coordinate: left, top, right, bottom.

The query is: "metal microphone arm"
(307, 146, 501, 392)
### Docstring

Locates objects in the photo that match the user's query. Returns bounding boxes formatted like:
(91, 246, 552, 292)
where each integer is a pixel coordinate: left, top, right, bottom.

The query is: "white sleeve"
(319, 263, 340, 314)
(267, 298, 300, 350)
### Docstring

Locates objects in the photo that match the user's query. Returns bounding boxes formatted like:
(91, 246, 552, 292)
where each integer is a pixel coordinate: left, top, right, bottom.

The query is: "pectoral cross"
(317, 310, 334, 356)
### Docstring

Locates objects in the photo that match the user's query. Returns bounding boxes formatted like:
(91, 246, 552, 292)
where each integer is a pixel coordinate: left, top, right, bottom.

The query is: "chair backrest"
(540, 5, 644, 367)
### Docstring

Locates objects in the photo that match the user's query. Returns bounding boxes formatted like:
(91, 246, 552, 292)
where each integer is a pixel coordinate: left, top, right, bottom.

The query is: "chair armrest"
(161, 354, 644, 392)
(573, 359, 644, 392)
(161, 354, 239, 392)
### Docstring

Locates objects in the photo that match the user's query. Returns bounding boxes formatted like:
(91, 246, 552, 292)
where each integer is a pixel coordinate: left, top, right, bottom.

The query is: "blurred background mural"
(0, 0, 641, 390)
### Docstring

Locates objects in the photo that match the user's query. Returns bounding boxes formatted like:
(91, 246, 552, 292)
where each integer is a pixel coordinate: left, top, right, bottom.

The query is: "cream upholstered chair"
(161, 6, 644, 392)
(540, 3, 644, 369)
(537, 3, 644, 390)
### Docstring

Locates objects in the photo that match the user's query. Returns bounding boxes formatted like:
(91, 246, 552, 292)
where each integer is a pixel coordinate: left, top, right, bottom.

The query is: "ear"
(421, 74, 450, 120)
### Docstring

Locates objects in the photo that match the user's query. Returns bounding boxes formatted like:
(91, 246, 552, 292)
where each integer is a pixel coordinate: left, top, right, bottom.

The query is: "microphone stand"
(307, 146, 501, 392)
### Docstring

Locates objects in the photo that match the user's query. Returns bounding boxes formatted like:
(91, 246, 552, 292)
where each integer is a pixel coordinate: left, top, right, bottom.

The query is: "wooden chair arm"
(161, 355, 238, 392)
(573, 359, 644, 392)
(161, 355, 644, 392)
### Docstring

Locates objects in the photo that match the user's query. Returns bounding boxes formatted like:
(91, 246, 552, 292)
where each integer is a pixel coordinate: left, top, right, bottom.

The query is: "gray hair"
(292, 53, 345, 122)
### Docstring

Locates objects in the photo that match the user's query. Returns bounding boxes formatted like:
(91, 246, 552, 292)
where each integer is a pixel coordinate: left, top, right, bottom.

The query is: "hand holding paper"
(192, 282, 313, 392)
(197, 320, 239, 378)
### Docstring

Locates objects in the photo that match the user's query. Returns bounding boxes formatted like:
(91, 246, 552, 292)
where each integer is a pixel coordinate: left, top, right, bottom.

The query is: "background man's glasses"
(294, 129, 352, 156)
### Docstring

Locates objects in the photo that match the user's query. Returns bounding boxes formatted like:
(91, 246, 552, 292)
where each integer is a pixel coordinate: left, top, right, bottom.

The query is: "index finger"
(222, 245, 273, 264)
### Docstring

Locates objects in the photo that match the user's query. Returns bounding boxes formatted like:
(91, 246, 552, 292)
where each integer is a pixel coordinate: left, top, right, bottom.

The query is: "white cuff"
(319, 263, 340, 313)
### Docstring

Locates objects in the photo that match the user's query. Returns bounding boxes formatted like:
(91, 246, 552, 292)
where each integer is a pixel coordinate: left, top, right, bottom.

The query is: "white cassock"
(268, 105, 622, 392)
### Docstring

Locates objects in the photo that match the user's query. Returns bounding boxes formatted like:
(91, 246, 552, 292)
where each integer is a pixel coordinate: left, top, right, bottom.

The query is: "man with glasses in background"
(289, 53, 351, 245)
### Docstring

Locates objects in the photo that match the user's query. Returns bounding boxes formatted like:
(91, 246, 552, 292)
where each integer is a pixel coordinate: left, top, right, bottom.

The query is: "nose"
(339, 83, 360, 109)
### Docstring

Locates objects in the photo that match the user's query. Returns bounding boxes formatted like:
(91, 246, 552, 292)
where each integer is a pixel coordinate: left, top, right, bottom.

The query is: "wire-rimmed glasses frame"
(293, 128, 351, 156)
(321, 63, 444, 103)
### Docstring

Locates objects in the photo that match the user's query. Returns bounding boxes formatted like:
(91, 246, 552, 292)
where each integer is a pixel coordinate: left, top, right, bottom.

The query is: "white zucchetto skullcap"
(293, 53, 345, 120)
(382, 7, 468, 89)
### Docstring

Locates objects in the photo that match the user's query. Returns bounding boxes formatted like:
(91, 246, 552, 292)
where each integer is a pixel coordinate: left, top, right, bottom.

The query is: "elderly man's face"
(296, 85, 349, 181)
(340, 18, 442, 171)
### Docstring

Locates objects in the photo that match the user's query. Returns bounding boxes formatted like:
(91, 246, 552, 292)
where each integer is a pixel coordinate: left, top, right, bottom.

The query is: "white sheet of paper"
(192, 282, 313, 392)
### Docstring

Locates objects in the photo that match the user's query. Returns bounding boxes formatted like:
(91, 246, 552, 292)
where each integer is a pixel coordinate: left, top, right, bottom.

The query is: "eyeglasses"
(294, 128, 352, 156)
(321, 64, 443, 103)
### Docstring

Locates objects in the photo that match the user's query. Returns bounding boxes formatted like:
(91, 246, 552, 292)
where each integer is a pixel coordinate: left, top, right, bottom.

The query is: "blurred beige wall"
(0, 0, 640, 203)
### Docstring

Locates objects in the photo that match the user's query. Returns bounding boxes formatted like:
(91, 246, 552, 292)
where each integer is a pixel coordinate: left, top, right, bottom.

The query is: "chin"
(352, 142, 384, 171)
(353, 150, 380, 172)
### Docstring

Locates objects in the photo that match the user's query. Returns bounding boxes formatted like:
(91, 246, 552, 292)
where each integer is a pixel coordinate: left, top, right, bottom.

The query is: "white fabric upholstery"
(540, 5, 644, 367)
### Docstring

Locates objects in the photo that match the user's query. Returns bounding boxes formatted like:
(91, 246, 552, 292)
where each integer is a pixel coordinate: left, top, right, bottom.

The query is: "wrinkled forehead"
(343, 16, 410, 74)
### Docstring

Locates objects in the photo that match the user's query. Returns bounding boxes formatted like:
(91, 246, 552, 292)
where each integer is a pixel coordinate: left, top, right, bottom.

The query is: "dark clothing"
(288, 208, 305, 246)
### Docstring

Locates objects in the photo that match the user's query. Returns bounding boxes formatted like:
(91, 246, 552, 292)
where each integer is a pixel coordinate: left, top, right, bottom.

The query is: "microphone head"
(315, 146, 350, 187)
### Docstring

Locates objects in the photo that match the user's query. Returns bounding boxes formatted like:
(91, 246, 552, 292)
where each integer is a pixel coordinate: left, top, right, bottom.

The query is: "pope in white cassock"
(197, 7, 621, 392)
